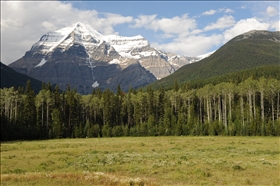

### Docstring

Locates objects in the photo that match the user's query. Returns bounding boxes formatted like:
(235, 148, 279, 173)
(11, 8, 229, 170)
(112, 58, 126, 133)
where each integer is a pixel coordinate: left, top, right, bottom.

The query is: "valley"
(2, 29, 280, 141)
(2, 2, 280, 186)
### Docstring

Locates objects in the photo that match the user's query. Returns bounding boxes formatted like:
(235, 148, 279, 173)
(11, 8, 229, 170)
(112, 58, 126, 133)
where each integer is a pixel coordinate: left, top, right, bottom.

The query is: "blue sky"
(1, 1, 279, 65)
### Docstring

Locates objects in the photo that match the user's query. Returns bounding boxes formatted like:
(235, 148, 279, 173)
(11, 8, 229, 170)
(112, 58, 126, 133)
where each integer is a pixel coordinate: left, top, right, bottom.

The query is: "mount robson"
(8, 22, 202, 94)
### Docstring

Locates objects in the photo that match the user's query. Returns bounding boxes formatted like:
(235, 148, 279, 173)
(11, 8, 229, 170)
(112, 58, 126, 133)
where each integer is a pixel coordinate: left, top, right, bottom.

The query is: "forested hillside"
(1, 62, 43, 93)
(1, 76, 280, 141)
(151, 30, 280, 89)
(178, 65, 280, 90)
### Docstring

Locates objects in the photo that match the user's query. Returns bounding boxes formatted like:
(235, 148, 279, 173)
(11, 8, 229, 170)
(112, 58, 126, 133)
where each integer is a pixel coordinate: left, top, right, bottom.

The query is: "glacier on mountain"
(92, 81, 99, 88)
(35, 58, 47, 67)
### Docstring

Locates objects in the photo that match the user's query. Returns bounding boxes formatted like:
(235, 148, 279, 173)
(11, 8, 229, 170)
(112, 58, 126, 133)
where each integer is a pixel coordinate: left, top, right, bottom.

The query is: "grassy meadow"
(1, 137, 279, 185)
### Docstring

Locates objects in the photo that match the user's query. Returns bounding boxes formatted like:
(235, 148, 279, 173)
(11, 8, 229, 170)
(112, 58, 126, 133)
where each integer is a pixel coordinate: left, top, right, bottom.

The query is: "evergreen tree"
(173, 79, 179, 92)
(23, 80, 38, 139)
(51, 108, 63, 138)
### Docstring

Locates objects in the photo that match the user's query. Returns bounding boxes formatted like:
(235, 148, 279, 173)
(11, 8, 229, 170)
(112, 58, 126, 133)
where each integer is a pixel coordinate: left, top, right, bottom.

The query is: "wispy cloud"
(202, 9, 216, 16)
(152, 34, 223, 56)
(223, 8, 234, 13)
(266, 6, 278, 17)
(204, 15, 236, 31)
(201, 8, 234, 16)
(132, 14, 197, 37)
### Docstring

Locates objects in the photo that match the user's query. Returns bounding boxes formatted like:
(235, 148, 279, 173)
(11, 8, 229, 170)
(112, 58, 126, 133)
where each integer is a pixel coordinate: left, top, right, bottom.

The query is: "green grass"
(1, 137, 279, 185)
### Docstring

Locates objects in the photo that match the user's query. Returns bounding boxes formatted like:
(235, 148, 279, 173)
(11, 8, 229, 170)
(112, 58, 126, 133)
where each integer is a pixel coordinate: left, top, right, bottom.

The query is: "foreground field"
(1, 137, 279, 185)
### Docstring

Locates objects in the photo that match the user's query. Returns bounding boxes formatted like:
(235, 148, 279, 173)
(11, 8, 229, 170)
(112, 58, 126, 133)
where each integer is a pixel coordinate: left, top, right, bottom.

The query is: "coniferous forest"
(1, 74, 280, 141)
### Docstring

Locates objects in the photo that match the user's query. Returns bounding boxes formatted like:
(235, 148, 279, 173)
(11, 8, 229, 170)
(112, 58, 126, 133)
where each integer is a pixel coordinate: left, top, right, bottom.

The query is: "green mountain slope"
(185, 65, 280, 89)
(151, 30, 280, 89)
(1, 62, 43, 93)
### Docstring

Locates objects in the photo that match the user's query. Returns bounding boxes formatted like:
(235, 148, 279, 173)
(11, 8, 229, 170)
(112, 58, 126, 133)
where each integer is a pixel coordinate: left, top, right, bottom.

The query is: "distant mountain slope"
(151, 30, 280, 89)
(1, 62, 43, 93)
(184, 65, 280, 90)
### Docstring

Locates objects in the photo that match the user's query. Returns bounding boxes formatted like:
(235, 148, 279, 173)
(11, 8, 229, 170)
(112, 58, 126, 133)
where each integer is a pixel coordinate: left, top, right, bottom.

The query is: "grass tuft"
(232, 164, 244, 171)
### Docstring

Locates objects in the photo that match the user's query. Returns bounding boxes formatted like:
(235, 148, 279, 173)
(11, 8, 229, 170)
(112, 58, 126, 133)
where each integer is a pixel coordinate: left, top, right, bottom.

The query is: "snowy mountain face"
(9, 22, 198, 93)
(31, 22, 103, 55)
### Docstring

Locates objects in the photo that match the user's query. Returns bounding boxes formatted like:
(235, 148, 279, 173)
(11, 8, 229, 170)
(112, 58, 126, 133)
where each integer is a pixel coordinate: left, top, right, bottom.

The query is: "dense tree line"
(151, 65, 280, 90)
(1, 77, 280, 141)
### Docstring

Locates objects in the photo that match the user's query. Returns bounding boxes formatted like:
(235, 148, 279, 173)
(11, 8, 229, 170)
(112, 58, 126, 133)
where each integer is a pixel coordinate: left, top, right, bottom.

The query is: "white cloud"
(152, 34, 223, 57)
(218, 8, 234, 14)
(133, 14, 197, 37)
(1, 1, 133, 65)
(223, 18, 270, 43)
(201, 8, 234, 16)
(153, 16, 274, 57)
(105, 13, 133, 24)
(202, 9, 216, 16)
(133, 14, 158, 28)
(266, 6, 278, 17)
(224, 8, 234, 13)
(271, 20, 280, 31)
(204, 15, 236, 31)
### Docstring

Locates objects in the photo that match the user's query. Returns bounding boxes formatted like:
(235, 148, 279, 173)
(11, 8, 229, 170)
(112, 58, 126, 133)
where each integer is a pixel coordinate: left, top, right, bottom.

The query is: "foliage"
(1, 76, 280, 141)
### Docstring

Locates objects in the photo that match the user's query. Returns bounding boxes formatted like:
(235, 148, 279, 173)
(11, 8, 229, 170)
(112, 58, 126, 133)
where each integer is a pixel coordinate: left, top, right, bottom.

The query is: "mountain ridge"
(149, 30, 280, 89)
(1, 62, 43, 93)
(9, 22, 200, 93)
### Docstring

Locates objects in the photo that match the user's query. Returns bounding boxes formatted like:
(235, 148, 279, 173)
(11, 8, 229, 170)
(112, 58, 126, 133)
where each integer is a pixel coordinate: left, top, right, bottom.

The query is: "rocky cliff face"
(105, 34, 196, 79)
(100, 59, 157, 92)
(9, 22, 196, 93)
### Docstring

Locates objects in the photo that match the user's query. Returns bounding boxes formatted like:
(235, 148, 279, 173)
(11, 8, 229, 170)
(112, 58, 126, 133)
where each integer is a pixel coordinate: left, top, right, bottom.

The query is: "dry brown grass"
(1, 172, 153, 186)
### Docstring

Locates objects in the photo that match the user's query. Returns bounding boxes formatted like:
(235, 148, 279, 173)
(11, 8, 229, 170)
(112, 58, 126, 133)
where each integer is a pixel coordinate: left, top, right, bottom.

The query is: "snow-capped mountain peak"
(72, 22, 104, 42)
(11, 22, 198, 93)
(30, 22, 105, 55)
(30, 22, 152, 60)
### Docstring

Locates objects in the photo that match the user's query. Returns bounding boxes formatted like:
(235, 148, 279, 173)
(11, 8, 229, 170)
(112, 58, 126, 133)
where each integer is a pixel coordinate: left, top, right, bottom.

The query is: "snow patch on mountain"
(139, 51, 158, 57)
(109, 59, 121, 64)
(169, 61, 180, 67)
(92, 81, 99, 88)
(35, 58, 47, 67)
(104, 34, 149, 58)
